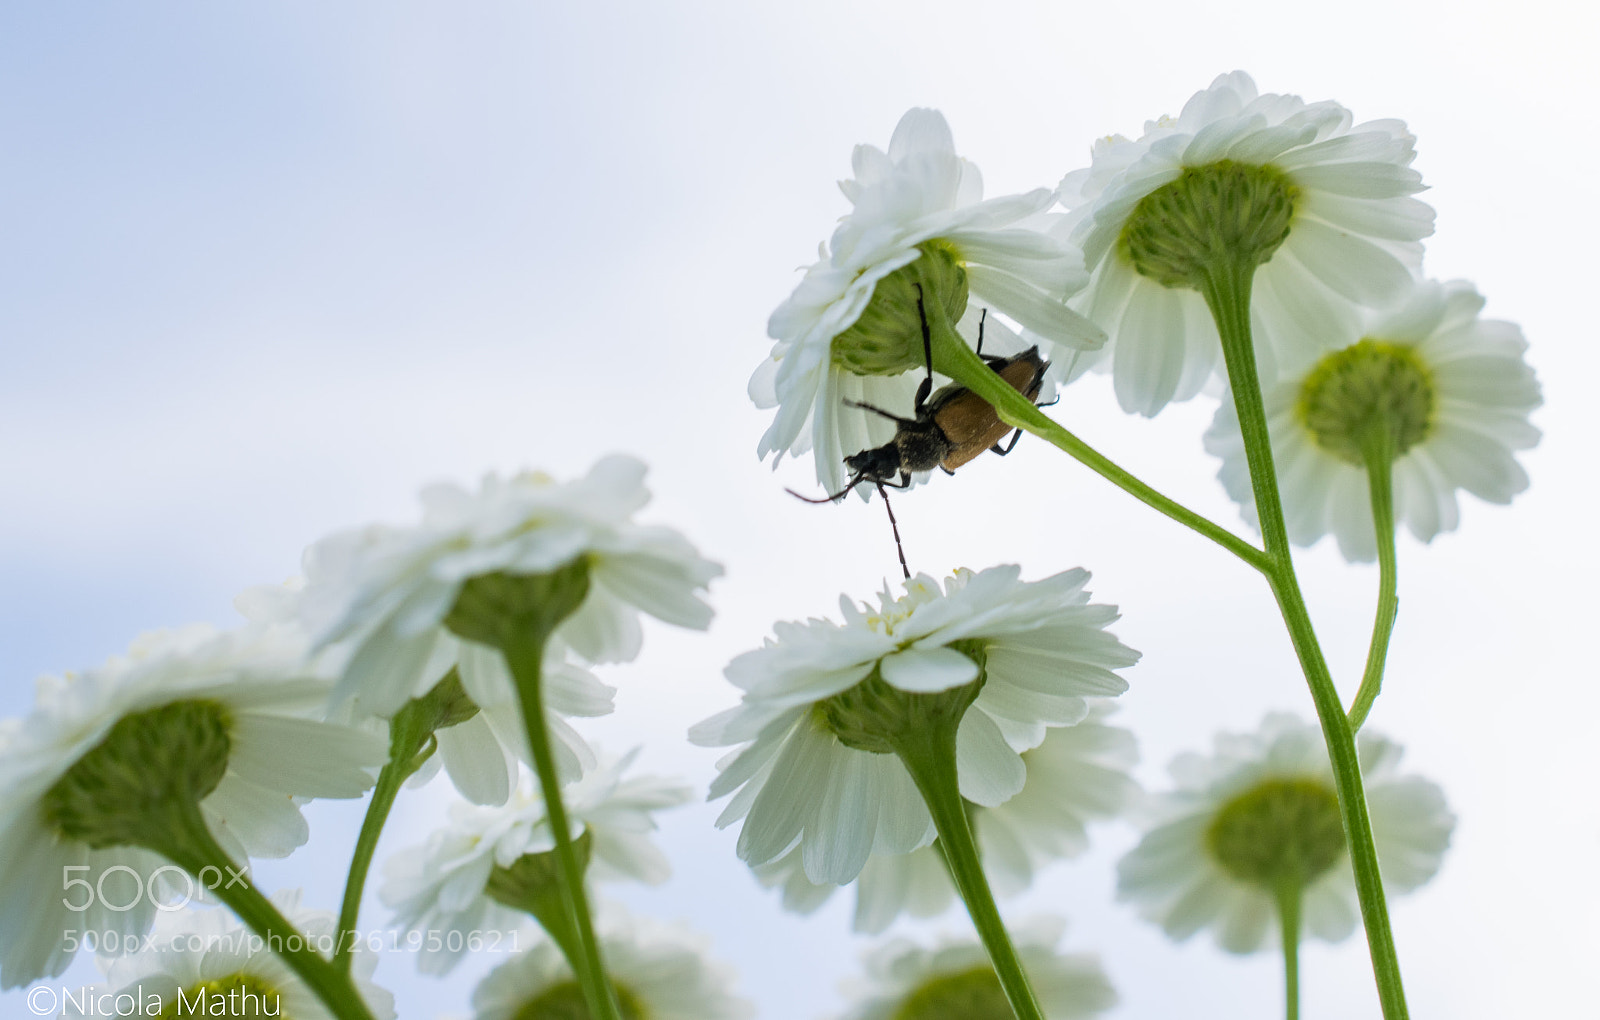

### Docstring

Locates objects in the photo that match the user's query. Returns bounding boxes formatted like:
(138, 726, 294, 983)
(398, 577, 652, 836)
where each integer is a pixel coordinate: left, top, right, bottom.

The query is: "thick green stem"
(891, 723, 1045, 1020)
(1199, 260, 1409, 1020)
(1348, 435, 1399, 731)
(157, 803, 378, 1020)
(503, 637, 621, 1020)
(1276, 881, 1303, 1020)
(913, 264, 1271, 573)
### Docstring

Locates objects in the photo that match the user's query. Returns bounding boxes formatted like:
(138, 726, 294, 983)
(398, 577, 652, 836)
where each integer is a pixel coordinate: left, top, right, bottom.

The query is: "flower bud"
(813, 640, 986, 754)
(1205, 778, 1346, 889)
(42, 700, 232, 851)
(1119, 161, 1299, 287)
(1297, 339, 1436, 465)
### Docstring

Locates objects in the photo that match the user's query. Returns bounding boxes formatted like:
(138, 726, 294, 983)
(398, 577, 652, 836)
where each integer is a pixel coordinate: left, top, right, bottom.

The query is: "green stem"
(1276, 881, 1303, 1020)
(333, 733, 434, 971)
(503, 636, 621, 1020)
(914, 269, 1270, 573)
(1348, 435, 1399, 731)
(1198, 259, 1409, 1020)
(891, 723, 1045, 1020)
(158, 803, 378, 1020)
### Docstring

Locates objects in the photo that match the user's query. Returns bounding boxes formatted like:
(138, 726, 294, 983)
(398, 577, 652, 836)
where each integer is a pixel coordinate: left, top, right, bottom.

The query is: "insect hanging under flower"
(788, 288, 1051, 579)
(790, 289, 1050, 504)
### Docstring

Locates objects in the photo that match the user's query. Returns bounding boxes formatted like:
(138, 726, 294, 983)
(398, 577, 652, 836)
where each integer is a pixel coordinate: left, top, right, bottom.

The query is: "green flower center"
(513, 980, 648, 1020)
(443, 559, 592, 651)
(157, 973, 285, 1018)
(1297, 339, 1436, 465)
(42, 699, 232, 849)
(486, 829, 595, 915)
(1206, 778, 1346, 889)
(813, 641, 986, 754)
(1119, 160, 1299, 288)
(831, 241, 969, 376)
(891, 966, 1010, 1020)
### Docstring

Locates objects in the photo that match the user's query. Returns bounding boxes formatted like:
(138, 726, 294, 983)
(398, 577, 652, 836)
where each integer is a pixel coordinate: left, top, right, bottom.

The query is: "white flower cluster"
(758, 73, 1540, 562)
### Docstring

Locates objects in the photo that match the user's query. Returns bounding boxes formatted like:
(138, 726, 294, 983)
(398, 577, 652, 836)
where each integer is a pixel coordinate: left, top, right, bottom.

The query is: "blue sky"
(3, 2, 1596, 1017)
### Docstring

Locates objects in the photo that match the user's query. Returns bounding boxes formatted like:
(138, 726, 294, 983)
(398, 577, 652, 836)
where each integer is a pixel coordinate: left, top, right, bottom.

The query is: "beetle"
(792, 288, 1050, 505)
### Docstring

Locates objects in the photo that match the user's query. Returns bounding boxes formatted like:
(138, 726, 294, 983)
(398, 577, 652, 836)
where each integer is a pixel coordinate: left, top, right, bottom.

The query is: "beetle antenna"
(785, 473, 867, 503)
(877, 482, 911, 580)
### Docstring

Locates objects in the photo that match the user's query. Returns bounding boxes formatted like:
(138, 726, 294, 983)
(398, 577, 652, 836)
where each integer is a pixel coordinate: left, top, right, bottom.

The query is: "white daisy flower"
(691, 566, 1139, 886)
(469, 911, 752, 1020)
(1205, 277, 1542, 562)
(1058, 70, 1434, 416)
(757, 704, 1139, 932)
(61, 890, 394, 1020)
(241, 577, 612, 804)
(295, 454, 720, 719)
(1117, 712, 1454, 953)
(755, 107, 1104, 495)
(836, 917, 1115, 1020)
(380, 750, 691, 975)
(0, 625, 387, 990)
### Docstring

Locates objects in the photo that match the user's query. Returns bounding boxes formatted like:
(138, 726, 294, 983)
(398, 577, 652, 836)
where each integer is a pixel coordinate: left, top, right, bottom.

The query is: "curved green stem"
(1348, 435, 1399, 731)
(1276, 881, 1303, 1020)
(333, 731, 436, 971)
(914, 271, 1270, 573)
(333, 761, 405, 971)
(156, 802, 378, 1020)
(1198, 260, 1409, 1020)
(890, 721, 1044, 1020)
(503, 636, 621, 1020)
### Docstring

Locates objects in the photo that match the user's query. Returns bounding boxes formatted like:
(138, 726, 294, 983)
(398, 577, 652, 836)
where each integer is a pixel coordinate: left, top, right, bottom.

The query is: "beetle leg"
(843, 398, 918, 427)
(990, 428, 1024, 456)
(913, 283, 935, 415)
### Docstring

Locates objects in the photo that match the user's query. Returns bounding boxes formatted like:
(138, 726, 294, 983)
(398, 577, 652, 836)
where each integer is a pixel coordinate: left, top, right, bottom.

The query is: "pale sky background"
(2, 2, 1596, 1018)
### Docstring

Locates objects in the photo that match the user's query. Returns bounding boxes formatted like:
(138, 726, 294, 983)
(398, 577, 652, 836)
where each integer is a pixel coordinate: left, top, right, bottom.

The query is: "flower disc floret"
(1059, 71, 1435, 415)
(692, 567, 1138, 886)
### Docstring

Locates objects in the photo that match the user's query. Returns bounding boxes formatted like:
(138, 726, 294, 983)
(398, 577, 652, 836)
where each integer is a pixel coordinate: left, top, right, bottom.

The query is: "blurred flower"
(241, 580, 611, 803)
(469, 910, 752, 1020)
(0, 624, 385, 989)
(1205, 278, 1541, 562)
(692, 567, 1138, 886)
(293, 454, 720, 719)
(836, 917, 1115, 1020)
(757, 704, 1138, 932)
(380, 750, 691, 975)
(61, 890, 393, 1020)
(755, 107, 1103, 495)
(1058, 70, 1434, 415)
(1117, 712, 1453, 953)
